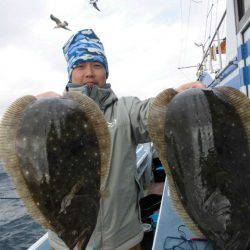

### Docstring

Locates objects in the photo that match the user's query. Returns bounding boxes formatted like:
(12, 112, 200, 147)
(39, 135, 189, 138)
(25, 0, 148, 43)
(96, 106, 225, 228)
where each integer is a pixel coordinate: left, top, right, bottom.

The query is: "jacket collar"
(65, 82, 117, 111)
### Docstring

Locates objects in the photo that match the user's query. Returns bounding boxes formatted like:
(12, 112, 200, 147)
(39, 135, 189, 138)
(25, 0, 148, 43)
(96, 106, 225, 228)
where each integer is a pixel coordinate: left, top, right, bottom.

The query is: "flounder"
(148, 87, 250, 249)
(0, 92, 111, 249)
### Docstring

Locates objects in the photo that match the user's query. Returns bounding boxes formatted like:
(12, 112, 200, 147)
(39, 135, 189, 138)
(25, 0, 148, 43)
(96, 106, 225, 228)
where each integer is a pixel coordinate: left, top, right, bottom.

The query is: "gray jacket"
(49, 84, 153, 249)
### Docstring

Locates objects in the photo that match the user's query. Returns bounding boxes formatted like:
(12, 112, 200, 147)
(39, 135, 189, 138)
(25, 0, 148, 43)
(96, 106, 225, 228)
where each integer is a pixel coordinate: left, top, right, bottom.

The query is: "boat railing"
(196, 10, 227, 79)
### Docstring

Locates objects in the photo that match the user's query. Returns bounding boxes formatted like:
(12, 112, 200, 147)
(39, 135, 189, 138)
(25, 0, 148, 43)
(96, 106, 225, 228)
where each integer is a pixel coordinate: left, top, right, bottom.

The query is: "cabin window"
(235, 0, 250, 33)
(236, 0, 250, 20)
(243, 0, 250, 14)
(237, 0, 245, 20)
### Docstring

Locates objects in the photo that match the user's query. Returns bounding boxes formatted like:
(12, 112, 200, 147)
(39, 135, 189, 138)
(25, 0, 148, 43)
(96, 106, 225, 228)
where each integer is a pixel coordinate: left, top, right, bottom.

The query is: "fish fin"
(216, 86, 250, 155)
(0, 96, 52, 229)
(148, 88, 204, 238)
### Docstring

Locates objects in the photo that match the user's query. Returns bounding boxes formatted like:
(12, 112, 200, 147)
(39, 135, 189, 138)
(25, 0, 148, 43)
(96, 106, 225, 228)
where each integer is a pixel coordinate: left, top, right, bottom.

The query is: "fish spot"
(72, 230, 77, 236)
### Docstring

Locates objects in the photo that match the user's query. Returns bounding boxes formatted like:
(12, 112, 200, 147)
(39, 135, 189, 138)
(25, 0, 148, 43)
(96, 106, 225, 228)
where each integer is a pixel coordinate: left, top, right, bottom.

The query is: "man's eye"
(93, 64, 102, 68)
(76, 64, 85, 69)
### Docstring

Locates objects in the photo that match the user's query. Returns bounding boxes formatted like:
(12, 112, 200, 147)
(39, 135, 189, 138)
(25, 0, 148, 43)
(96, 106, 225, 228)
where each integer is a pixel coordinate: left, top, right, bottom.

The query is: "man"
(37, 29, 204, 250)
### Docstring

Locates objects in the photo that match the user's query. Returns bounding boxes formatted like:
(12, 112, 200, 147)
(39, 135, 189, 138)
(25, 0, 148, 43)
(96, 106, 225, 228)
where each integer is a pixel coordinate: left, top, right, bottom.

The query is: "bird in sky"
(89, 0, 100, 11)
(50, 14, 71, 31)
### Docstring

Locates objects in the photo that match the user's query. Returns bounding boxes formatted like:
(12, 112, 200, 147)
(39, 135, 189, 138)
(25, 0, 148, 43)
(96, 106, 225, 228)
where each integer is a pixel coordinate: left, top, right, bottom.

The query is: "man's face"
(71, 61, 106, 88)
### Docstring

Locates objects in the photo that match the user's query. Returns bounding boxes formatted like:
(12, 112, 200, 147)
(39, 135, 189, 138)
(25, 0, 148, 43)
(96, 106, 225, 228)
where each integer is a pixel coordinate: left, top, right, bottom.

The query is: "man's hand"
(36, 91, 61, 99)
(176, 81, 205, 93)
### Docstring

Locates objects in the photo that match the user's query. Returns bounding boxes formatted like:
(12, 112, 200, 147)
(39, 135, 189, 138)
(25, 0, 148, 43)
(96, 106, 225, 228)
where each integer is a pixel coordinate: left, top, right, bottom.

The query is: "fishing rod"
(0, 197, 20, 200)
(0, 192, 20, 200)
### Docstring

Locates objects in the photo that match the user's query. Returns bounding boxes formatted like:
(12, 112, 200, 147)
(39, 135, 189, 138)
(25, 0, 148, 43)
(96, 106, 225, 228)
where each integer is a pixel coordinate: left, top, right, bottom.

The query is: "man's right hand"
(176, 81, 205, 93)
(35, 91, 61, 99)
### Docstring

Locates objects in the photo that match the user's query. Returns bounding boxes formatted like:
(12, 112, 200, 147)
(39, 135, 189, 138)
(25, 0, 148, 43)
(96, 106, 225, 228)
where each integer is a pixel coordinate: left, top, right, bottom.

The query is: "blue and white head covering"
(63, 29, 109, 81)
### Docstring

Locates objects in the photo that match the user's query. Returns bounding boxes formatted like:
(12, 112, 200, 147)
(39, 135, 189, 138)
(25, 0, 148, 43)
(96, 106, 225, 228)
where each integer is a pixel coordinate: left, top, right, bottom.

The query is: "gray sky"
(0, 0, 226, 117)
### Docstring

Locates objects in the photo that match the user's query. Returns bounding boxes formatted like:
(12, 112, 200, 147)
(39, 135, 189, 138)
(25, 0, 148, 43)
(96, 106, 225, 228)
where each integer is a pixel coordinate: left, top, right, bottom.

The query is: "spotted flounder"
(0, 92, 111, 249)
(148, 87, 250, 249)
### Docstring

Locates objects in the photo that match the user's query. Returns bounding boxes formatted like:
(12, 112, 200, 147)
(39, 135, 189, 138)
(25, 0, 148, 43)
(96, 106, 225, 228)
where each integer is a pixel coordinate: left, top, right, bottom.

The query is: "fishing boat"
(197, 0, 249, 96)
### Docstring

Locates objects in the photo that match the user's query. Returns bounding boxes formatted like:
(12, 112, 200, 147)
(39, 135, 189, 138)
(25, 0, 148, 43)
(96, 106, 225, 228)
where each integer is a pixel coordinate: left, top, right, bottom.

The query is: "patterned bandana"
(63, 29, 109, 81)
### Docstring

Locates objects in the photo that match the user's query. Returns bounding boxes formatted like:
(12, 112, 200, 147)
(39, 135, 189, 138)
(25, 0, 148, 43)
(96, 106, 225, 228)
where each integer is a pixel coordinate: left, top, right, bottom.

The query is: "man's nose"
(85, 64, 94, 77)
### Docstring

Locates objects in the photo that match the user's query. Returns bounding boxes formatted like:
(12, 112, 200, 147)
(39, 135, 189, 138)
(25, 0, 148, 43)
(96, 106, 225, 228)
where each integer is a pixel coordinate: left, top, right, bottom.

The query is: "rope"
(182, 0, 192, 65)
(208, 3, 214, 43)
(178, 0, 184, 67)
(191, 0, 202, 3)
(203, 0, 210, 44)
(163, 225, 211, 250)
(215, 0, 219, 30)
(100, 195, 105, 250)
